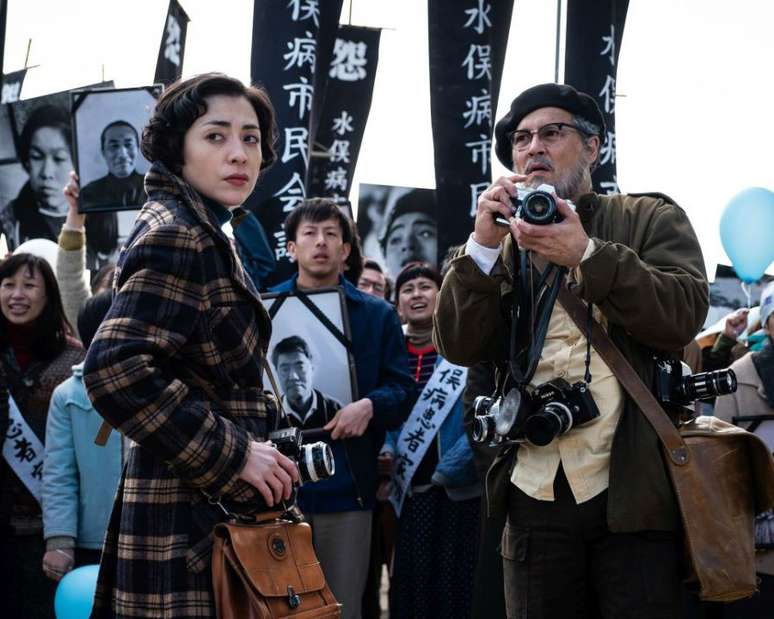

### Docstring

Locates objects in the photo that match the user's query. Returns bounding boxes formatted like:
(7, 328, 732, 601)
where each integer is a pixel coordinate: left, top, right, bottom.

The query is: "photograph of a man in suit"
(80, 120, 146, 209)
(272, 335, 343, 427)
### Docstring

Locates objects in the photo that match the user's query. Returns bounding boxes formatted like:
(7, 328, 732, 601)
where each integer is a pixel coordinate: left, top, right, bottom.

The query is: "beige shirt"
(466, 235, 625, 504)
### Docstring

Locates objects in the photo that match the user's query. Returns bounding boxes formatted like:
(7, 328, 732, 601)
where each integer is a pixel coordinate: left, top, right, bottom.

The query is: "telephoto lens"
(680, 368, 737, 402)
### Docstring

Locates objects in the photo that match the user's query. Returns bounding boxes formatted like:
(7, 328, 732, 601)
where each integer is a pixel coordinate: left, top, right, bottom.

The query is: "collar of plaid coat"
(144, 162, 232, 240)
(143, 161, 267, 322)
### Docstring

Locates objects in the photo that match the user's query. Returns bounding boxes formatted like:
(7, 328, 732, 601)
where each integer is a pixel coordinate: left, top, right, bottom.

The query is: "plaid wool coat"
(84, 163, 277, 618)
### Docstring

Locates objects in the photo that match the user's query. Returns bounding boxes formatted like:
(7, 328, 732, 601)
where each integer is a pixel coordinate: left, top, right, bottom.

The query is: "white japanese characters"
(329, 39, 368, 81)
(596, 22, 619, 193)
(163, 14, 182, 66)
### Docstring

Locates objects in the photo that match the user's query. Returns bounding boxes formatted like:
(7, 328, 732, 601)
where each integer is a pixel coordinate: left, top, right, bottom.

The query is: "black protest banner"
(154, 0, 190, 86)
(1, 69, 27, 103)
(307, 25, 380, 203)
(428, 0, 514, 262)
(564, 0, 629, 194)
(309, 0, 344, 146)
(247, 0, 322, 285)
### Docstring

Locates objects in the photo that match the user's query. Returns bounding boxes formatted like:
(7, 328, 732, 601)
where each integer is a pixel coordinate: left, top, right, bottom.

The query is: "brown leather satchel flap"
(681, 415, 774, 514)
(215, 520, 326, 596)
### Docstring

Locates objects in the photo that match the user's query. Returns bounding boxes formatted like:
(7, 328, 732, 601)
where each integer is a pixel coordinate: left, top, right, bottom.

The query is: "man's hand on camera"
(237, 440, 299, 506)
(324, 398, 374, 440)
(473, 174, 528, 248)
(510, 197, 589, 268)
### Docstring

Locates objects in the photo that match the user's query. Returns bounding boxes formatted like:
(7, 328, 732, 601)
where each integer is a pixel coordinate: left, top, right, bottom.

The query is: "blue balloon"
(55, 564, 99, 619)
(720, 187, 774, 283)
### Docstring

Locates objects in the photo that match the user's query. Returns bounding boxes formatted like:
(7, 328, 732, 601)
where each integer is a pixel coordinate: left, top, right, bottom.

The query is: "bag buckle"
(287, 585, 301, 609)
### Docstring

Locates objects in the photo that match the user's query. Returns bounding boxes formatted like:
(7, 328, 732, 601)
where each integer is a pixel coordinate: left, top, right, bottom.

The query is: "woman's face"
(27, 127, 72, 214)
(181, 95, 263, 208)
(0, 264, 48, 326)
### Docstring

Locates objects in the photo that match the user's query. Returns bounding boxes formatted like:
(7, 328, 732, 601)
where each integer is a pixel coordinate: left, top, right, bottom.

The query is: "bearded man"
(433, 83, 709, 618)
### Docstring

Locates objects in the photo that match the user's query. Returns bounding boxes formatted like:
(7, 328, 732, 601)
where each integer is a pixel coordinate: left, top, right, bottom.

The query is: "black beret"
(494, 83, 606, 170)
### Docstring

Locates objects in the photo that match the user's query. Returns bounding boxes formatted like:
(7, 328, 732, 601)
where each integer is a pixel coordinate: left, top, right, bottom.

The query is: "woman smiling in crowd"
(0, 253, 83, 618)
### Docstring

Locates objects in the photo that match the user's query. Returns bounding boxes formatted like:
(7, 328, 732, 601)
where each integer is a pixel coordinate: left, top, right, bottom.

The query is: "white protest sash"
(389, 359, 468, 516)
(3, 394, 44, 504)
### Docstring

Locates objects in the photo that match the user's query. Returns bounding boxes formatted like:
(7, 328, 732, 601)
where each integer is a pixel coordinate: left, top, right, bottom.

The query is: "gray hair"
(573, 115, 602, 171)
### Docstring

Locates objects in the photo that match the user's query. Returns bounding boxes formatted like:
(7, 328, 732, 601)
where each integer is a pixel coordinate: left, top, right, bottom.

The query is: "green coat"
(433, 192, 709, 532)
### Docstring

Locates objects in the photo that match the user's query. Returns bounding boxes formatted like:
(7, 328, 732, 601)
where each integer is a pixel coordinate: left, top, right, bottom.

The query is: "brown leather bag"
(558, 287, 774, 602)
(212, 509, 341, 618)
(190, 362, 340, 618)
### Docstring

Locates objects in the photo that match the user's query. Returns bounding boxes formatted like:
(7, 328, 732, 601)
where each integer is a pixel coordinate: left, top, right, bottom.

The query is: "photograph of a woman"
(1, 101, 119, 269)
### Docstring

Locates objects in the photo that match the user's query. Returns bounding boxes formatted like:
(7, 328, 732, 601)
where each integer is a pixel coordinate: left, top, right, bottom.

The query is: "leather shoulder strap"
(556, 287, 689, 466)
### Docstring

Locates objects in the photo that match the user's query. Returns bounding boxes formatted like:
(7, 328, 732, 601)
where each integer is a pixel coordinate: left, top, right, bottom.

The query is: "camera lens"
(521, 191, 557, 225)
(681, 368, 737, 401)
(298, 441, 335, 483)
(472, 415, 497, 444)
(523, 402, 572, 446)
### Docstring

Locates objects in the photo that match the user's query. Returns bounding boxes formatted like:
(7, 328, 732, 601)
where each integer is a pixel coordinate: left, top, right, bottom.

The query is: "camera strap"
(555, 286, 688, 464)
(509, 248, 568, 387)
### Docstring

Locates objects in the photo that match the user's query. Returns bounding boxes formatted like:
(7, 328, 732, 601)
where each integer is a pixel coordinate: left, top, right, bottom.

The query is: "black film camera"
(654, 359, 737, 408)
(472, 379, 601, 447)
(494, 184, 575, 227)
(268, 427, 335, 484)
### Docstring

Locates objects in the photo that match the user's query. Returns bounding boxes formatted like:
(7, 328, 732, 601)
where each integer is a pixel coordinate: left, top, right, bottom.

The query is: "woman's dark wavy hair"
(0, 253, 72, 360)
(18, 105, 72, 168)
(141, 72, 278, 173)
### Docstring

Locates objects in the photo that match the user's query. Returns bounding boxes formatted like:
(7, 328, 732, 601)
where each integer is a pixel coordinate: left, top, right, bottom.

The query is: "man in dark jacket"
(433, 83, 708, 618)
(271, 198, 413, 619)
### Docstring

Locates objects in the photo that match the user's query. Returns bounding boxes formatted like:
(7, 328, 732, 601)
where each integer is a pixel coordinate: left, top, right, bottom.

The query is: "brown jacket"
(714, 350, 774, 574)
(433, 192, 709, 532)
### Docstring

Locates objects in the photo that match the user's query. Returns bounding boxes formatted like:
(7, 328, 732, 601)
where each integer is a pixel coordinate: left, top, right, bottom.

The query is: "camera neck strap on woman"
(556, 284, 774, 603)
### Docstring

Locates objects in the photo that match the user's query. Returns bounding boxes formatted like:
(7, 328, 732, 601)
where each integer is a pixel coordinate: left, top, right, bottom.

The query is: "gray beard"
(523, 153, 593, 201)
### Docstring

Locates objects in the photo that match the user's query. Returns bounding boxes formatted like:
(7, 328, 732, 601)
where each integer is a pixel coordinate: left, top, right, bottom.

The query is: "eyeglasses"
(509, 122, 588, 151)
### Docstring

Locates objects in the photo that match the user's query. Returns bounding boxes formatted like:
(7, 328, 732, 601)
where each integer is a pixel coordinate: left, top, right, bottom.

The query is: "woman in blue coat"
(42, 291, 122, 576)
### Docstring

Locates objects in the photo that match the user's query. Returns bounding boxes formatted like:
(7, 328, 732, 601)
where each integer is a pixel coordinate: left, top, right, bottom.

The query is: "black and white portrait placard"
(0, 84, 123, 268)
(72, 85, 161, 213)
(357, 183, 438, 278)
(262, 288, 356, 426)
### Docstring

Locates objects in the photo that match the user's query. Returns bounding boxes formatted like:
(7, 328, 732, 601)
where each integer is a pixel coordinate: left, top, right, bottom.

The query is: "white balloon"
(13, 238, 59, 272)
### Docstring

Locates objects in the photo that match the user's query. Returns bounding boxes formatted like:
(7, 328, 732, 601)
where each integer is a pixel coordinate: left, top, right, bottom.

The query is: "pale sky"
(5, 0, 774, 277)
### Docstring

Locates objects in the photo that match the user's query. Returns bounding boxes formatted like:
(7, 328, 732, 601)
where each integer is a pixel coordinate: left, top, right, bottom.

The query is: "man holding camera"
(434, 83, 709, 617)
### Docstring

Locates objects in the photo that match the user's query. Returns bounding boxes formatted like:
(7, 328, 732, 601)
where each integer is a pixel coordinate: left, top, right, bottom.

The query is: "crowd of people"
(0, 72, 772, 619)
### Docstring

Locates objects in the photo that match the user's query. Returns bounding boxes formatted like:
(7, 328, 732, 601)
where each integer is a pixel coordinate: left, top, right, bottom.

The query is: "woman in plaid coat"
(83, 73, 299, 618)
